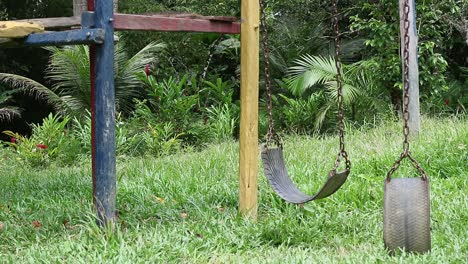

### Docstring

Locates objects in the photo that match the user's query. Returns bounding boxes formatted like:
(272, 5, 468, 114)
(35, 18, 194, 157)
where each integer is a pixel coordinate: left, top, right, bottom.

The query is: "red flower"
(144, 64, 151, 77)
(36, 144, 47, 149)
(445, 99, 449, 106)
(10, 137, 16, 143)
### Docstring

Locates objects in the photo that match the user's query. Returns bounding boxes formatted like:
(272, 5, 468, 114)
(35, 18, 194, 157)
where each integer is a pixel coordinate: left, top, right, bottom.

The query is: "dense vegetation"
(0, 1, 466, 148)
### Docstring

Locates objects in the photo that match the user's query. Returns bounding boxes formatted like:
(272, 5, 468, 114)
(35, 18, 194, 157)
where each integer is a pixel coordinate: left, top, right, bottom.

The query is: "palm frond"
(0, 73, 71, 115)
(315, 103, 333, 131)
(45, 46, 91, 100)
(324, 81, 362, 106)
(0, 107, 21, 121)
(286, 55, 337, 96)
(115, 42, 165, 112)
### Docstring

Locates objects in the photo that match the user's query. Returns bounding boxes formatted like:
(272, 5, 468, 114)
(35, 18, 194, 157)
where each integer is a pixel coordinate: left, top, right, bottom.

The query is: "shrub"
(3, 113, 81, 166)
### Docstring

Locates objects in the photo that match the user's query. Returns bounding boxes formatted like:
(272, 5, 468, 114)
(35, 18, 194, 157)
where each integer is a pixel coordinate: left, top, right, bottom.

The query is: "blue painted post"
(24, 29, 105, 46)
(92, 0, 116, 225)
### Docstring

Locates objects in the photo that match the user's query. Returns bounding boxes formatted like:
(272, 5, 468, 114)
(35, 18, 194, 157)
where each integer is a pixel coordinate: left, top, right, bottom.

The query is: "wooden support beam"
(399, 0, 421, 135)
(92, 0, 116, 226)
(23, 29, 104, 46)
(113, 13, 240, 34)
(15, 17, 81, 30)
(3, 14, 241, 34)
(239, 0, 259, 219)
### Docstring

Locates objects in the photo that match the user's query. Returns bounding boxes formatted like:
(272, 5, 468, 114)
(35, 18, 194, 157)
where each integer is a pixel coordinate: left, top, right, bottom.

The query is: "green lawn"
(0, 117, 467, 263)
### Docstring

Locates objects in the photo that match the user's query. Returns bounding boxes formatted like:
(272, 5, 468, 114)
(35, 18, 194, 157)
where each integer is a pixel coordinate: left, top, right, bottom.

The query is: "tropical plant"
(144, 74, 199, 132)
(205, 103, 238, 142)
(285, 54, 380, 130)
(0, 86, 21, 122)
(0, 42, 165, 119)
(3, 113, 81, 166)
(199, 77, 235, 108)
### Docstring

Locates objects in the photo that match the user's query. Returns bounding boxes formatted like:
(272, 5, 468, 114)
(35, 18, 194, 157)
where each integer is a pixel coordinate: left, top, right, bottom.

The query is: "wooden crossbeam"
(114, 14, 240, 34)
(8, 14, 241, 34)
(16, 17, 81, 30)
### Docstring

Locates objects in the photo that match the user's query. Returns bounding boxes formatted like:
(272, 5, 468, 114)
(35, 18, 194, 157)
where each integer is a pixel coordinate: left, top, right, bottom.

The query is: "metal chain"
(332, 0, 351, 171)
(201, 36, 223, 81)
(386, 0, 427, 181)
(260, 0, 281, 148)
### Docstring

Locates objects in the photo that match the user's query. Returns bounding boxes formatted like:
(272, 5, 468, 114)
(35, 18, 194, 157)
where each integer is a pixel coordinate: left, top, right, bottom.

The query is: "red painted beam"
(114, 13, 240, 34)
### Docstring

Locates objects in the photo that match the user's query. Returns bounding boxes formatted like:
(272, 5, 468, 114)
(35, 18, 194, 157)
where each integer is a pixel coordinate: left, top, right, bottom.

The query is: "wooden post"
(399, 0, 421, 135)
(91, 0, 116, 226)
(73, 0, 87, 17)
(239, 0, 259, 219)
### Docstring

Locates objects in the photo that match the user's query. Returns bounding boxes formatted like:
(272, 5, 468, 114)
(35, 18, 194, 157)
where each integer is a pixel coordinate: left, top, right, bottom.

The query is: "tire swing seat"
(262, 148, 350, 204)
(259, 0, 350, 204)
(383, 0, 431, 254)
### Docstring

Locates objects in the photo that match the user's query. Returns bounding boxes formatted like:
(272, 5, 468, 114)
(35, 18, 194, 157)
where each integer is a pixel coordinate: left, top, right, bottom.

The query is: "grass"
(0, 117, 467, 263)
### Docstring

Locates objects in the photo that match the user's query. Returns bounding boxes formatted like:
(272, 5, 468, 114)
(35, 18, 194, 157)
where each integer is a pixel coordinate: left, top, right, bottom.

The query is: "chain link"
(260, 0, 350, 172)
(332, 0, 351, 171)
(260, 0, 281, 148)
(201, 36, 223, 81)
(386, 0, 427, 181)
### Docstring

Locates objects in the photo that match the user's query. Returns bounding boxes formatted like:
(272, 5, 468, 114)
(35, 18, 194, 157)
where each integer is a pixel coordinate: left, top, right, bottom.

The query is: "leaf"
(32, 220, 42, 229)
(154, 196, 165, 204)
(286, 55, 337, 96)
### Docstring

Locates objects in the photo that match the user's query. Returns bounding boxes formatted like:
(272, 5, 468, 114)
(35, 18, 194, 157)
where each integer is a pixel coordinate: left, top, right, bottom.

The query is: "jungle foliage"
(0, 0, 466, 162)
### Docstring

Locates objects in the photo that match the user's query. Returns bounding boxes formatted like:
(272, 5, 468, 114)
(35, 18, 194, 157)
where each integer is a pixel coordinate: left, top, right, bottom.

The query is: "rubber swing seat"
(383, 177, 431, 253)
(262, 147, 350, 204)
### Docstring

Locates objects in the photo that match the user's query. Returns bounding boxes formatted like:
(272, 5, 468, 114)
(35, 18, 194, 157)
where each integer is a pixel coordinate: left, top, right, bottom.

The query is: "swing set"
(0, 0, 430, 254)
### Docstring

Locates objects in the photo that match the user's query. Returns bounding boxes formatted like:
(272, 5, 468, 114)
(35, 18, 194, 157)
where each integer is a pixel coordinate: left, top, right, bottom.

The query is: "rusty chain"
(201, 36, 224, 81)
(260, 0, 350, 172)
(386, 0, 428, 181)
(332, 0, 351, 172)
(260, 0, 281, 149)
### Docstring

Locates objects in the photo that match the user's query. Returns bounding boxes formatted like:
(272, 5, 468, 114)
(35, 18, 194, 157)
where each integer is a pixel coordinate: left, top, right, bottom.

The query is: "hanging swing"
(383, 0, 431, 254)
(259, 0, 351, 204)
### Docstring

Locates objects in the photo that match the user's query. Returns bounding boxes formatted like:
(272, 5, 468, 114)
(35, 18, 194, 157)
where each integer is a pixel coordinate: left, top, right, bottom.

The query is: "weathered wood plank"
(0, 21, 44, 38)
(4, 14, 241, 34)
(15, 17, 81, 30)
(113, 14, 241, 34)
(141, 13, 238, 22)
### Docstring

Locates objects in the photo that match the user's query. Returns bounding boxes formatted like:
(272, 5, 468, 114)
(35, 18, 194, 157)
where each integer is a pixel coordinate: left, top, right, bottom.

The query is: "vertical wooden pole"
(400, 0, 421, 135)
(92, 0, 116, 225)
(239, 0, 259, 219)
(73, 0, 87, 17)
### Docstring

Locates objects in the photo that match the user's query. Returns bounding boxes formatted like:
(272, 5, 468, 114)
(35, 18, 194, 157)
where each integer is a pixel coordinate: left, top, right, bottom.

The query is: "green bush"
(3, 113, 81, 166)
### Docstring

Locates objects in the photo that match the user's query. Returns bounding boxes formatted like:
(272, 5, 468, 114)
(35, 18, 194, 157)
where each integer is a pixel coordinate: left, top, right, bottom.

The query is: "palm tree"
(285, 54, 383, 129)
(0, 42, 165, 119)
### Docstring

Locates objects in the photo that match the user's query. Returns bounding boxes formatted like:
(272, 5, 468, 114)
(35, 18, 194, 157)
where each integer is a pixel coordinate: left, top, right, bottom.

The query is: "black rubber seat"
(262, 147, 350, 204)
(383, 177, 431, 253)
